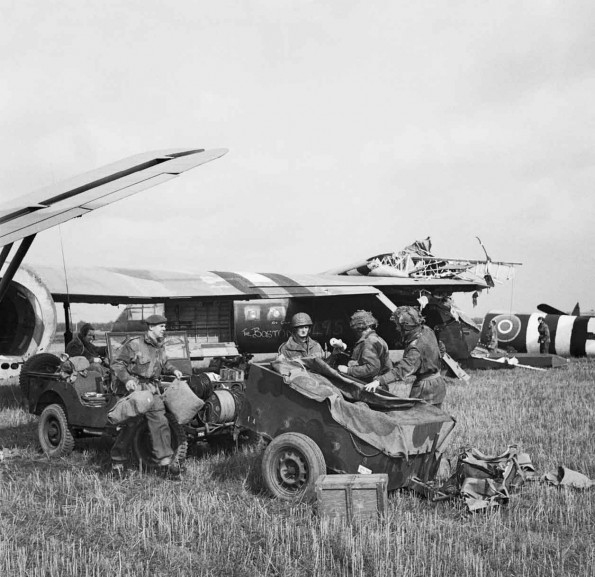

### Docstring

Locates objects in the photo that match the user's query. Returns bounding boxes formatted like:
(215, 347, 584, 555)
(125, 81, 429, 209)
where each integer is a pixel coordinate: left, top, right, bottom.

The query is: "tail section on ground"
(482, 311, 595, 357)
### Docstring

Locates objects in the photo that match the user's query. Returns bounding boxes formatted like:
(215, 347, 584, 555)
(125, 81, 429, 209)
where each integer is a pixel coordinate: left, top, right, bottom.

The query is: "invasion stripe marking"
(259, 273, 317, 297)
(212, 271, 268, 298)
(554, 316, 575, 356)
(570, 316, 589, 357)
(238, 272, 278, 286)
(586, 318, 595, 356)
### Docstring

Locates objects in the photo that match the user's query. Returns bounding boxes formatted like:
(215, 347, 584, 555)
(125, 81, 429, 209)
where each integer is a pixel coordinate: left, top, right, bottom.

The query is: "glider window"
(267, 306, 286, 321)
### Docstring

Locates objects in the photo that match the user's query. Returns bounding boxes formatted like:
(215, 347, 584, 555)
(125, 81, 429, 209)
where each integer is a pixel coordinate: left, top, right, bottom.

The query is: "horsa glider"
(0, 148, 228, 380)
(1, 152, 518, 378)
(8, 234, 518, 377)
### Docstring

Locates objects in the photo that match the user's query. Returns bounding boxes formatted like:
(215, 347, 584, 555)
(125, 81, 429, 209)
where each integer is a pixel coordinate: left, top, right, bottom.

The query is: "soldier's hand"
(337, 365, 349, 374)
(125, 379, 138, 392)
(173, 370, 183, 380)
(364, 380, 380, 393)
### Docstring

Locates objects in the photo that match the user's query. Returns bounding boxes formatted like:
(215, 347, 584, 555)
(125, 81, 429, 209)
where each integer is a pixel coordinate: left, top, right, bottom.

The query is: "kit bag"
(453, 445, 533, 512)
(162, 379, 204, 424)
(107, 390, 155, 425)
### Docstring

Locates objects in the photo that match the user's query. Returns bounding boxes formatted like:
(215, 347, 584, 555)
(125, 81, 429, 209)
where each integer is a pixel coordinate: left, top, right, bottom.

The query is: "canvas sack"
(162, 378, 204, 424)
(107, 390, 155, 425)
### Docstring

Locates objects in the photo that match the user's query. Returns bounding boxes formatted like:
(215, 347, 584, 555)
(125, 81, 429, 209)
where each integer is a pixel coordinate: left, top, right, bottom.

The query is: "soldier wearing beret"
(110, 314, 183, 477)
(365, 306, 447, 408)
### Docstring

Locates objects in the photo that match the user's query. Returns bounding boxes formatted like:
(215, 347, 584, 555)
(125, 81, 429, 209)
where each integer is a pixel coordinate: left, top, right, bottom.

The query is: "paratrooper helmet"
(349, 310, 378, 331)
(291, 312, 313, 328)
(390, 306, 423, 329)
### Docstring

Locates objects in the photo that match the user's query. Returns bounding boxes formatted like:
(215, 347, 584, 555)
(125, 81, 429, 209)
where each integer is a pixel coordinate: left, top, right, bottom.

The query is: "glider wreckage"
(0, 150, 518, 380)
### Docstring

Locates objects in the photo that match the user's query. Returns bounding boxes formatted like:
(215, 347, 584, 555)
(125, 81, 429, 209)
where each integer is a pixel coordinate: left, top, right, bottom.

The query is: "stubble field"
(0, 360, 594, 577)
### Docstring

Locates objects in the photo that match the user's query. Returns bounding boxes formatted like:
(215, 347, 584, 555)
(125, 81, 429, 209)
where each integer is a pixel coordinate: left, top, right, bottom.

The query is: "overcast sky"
(2, 1, 594, 322)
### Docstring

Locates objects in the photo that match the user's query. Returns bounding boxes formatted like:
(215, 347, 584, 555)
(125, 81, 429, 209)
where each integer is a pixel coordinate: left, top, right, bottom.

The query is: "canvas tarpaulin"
(271, 359, 455, 459)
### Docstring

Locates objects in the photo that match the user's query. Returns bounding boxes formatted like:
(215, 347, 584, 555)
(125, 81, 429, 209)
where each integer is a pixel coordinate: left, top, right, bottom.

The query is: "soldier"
(365, 306, 446, 408)
(278, 313, 324, 360)
(65, 323, 107, 373)
(110, 314, 183, 477)
(488, 319, 499, 353)
(538, 317, 550, 354)
(337, 310, 392, 383)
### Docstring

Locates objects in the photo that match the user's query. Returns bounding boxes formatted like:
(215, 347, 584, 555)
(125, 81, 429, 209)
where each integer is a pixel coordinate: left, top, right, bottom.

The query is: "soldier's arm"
(309, 340, 325, 359)
(378, 346, 422, 387)
(162, 350, 183, 378)
(111, 341, 136, 383)
(277, 341, 288, 358)
(163, 356, 181, 376)
(347, 342, 382, 381)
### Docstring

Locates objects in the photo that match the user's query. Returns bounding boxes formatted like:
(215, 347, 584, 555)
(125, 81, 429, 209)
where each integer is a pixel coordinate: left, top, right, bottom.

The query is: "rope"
(349, 432, 382, 458)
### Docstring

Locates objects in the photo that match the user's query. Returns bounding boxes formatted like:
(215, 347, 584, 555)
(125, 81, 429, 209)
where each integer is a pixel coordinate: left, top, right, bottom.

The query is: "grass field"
(1, 360, 594, 576)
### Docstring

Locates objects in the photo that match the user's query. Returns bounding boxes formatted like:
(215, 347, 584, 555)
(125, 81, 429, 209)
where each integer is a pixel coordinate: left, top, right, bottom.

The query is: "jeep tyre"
(38, 403, 75, 457)
(261, 432, 326, 502)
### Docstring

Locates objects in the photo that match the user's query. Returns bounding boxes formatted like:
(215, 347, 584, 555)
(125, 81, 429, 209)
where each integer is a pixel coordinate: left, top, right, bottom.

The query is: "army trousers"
(111, 393, 173, 464)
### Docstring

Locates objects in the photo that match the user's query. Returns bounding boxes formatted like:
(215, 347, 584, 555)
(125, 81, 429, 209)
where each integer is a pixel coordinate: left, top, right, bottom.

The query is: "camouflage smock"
(347, 330, 392, 383)
(111, 333, 177, 393)
(278, 335, 324, 360)
(378, 325, 446, 406)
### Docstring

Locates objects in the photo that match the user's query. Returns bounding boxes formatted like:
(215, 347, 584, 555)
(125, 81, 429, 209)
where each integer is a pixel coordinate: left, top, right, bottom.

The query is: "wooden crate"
(315, 474, 388, 522)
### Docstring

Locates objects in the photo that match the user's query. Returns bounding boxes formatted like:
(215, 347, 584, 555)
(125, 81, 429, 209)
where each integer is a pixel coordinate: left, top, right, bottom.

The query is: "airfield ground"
(0, 361, 594, 576)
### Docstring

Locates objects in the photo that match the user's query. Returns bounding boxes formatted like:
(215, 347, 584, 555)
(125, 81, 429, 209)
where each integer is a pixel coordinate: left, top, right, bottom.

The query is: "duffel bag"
(162, 379, 204, 425)
(107, 390, 155, 425)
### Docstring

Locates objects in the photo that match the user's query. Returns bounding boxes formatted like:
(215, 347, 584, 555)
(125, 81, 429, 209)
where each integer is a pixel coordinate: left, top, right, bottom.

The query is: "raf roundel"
(492, 314, 522, 343)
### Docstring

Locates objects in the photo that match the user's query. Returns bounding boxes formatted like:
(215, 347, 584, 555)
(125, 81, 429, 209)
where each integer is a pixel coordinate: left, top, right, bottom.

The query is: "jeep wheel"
(38, 404, 75, 457)
(261, 432, 326, 502)
(131, 413, 188, 469)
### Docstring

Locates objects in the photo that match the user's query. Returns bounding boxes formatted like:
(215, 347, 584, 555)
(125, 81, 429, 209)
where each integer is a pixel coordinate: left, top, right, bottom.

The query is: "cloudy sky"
(2, 1, 594, 321)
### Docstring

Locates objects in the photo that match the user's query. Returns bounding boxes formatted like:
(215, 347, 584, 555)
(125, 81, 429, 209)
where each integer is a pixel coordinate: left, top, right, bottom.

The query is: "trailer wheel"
(261, 432, 325, 502)
(38, 403, 75, 457)
(20, 353, 61, 400)
(131, 413, 188, 469)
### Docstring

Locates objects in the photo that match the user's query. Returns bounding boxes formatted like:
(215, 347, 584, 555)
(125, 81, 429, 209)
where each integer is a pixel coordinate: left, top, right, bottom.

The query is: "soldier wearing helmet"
(277, 312, 324, 360)
(337, 310, 392, 383)
(364, 306, 446, 408)
(110, 314, 184, 477)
